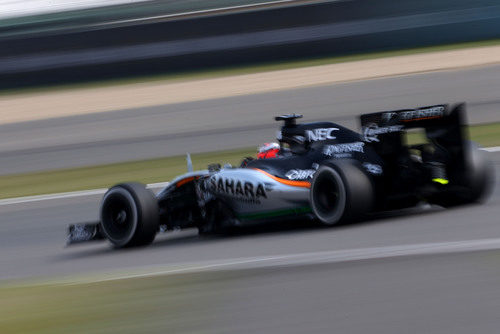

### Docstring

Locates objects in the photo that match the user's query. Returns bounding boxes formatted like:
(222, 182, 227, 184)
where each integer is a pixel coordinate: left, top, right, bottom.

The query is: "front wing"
(67, 222, 104, 245)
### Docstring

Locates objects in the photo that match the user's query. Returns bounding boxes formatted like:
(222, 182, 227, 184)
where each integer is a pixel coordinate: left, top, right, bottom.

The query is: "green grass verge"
(0, 271, 233, 334)
(0, 147, 255, 199)
(0, 122, 498, 200)
(2, 38, 500, 97)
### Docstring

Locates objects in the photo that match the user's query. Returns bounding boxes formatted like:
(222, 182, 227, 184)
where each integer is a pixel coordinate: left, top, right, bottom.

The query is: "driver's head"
(257, 142, 280, 159)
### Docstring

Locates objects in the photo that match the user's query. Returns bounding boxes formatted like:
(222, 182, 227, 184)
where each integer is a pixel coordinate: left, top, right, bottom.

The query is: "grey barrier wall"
(1, 0, 500, 88)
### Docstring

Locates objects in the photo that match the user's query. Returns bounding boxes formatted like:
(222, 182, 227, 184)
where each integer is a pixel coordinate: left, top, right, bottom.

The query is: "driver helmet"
(257, 142, 280, 159)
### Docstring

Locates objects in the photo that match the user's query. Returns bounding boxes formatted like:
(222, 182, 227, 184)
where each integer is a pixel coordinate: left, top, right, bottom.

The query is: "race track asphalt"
(0, 152, 498, 333)
(0, 150, 497, 280)
(0, 64, 499, 175)
(1, 66, 500, 333)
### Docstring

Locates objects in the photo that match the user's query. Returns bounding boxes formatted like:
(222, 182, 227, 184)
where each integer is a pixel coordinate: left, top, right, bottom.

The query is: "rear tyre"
(100, 182, 159, 248)
(433, 141, 494, 207)
(310, 160, 374, 226)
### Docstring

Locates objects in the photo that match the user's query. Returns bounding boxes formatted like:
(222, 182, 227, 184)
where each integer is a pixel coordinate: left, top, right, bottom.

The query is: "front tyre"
(310, 160, 374, 226)
(100, 182, 159, 248)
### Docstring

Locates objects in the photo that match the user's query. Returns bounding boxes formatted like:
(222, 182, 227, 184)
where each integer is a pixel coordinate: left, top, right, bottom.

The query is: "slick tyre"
(310, 160, 374, 226)
(100, 182, 159, 248)
(434, 141, 494, 207)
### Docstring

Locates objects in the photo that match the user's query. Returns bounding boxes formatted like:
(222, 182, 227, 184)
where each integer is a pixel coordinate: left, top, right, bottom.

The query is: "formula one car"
(68, 103, 493, 248)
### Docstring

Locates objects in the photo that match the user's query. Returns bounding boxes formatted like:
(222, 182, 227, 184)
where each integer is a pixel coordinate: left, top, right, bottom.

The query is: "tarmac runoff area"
(0, 151, 499, 334)
(0, 151, 498, 282)
(1, 45, 500, 125)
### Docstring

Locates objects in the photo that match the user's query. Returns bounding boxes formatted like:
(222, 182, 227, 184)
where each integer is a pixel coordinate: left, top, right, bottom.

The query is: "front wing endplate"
(67, 222, 104, 245)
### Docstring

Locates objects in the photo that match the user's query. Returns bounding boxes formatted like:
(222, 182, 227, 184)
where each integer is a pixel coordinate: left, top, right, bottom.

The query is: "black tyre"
(434, 141, 494, 207)
(310, 160, 374, 226)
(100, 182, 159, 248)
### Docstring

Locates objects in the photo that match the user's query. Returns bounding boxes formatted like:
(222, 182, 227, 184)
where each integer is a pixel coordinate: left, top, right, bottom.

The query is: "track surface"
(0, 153, 498, 332)
(0, 64, 500, 175)
(1, 67, 500, 332)
(167, 249, 500, 334)
(0, 152, 497, 278)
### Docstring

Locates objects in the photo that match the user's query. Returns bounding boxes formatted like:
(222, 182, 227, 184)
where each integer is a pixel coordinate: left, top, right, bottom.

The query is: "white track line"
(483, 146, 500, 152)
(0, 188, 107, 206)
(0, 0, 150, 19)
(0, 0, 302, 20)
(97, 0, 321, 26)
(59, 237, 500, 285)
(0, 146, 497, 206)
(0, 181, 169, 206)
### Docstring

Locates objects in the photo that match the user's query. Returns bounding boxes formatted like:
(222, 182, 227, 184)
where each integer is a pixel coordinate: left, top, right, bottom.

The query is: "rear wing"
(360, 103, 468, 163)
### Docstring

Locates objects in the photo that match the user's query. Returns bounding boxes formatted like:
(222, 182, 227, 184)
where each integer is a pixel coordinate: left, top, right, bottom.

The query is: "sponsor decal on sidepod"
(209, 177, 267, 199)
(323, 142, 365, 157)
(285, 164, 319, 180)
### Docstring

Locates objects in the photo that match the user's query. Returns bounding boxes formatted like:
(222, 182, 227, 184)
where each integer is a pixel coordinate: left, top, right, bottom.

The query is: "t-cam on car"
(68, 103, 494, 248)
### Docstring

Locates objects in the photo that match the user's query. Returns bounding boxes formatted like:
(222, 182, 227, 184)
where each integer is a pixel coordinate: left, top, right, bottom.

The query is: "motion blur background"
(1, 1, 500, 333)
(2, 0, 500, 87)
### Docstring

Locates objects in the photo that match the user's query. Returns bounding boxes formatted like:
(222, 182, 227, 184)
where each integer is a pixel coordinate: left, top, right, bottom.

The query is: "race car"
(68, 103, 494, 248)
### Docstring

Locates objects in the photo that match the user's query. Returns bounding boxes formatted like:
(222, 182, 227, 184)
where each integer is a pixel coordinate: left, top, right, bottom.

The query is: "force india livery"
(68, 103, 494, 248)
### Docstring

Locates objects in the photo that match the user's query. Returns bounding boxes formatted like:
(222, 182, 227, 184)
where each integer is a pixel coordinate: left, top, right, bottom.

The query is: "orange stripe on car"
(252, 168, 311, 188)
(176, 177, 195, 188)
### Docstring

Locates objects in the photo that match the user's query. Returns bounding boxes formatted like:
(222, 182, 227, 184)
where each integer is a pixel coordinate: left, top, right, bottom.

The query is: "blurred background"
(2, 0, 500, 87)
(1, 1, 500, 333)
